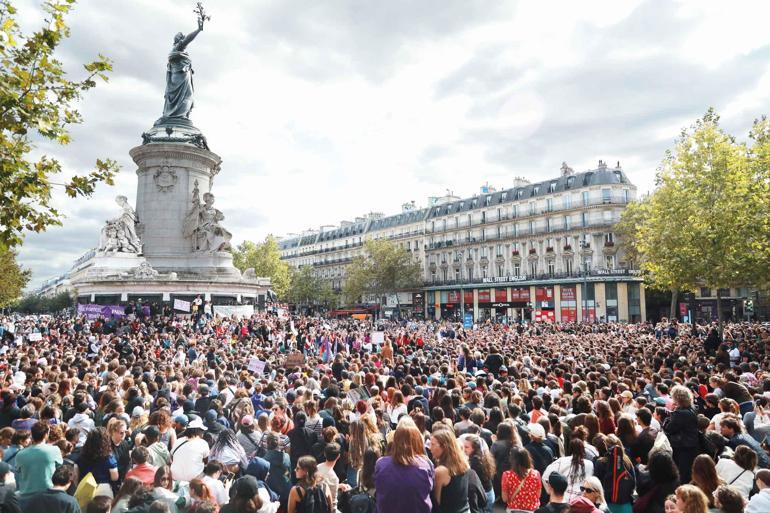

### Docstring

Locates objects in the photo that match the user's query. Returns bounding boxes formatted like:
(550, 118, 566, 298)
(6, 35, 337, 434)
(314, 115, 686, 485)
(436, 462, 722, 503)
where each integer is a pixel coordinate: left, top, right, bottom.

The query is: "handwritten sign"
(173, 299, 191, 312)
(27, 332, 42, 342)
(248, 357, 266, 374)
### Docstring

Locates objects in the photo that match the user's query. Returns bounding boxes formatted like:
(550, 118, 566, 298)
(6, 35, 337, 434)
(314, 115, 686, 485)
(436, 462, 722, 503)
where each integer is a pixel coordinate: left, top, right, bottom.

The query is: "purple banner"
(77, 304, 125, 320)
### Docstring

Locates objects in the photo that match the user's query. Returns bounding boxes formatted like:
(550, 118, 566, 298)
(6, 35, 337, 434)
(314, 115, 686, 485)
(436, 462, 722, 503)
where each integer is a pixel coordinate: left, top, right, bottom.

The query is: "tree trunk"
(669, 288, 679, 320)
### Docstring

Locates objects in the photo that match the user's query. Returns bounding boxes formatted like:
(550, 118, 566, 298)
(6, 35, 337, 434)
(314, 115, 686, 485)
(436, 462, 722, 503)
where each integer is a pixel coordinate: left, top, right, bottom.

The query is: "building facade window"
(582, 191, 589, 206)
(513, 263, 520, 276)
(700, 287, 711, 297)
(547, 261, 555, 275)
(564, 258, 573, 274)
(602, 188, 611, 203)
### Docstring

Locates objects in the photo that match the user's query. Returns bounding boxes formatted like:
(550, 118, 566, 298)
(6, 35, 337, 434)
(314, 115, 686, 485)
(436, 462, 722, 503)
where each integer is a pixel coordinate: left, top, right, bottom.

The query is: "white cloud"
(13, 0, 770, 289)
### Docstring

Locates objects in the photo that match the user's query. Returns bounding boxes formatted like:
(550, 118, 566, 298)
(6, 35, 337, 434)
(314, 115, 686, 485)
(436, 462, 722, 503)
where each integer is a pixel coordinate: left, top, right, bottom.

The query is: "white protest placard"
(27, 332, 42, 342)
(248, 357, 266, 374)
(213, 305, 254, 318)
(173, 299, 191, 312)
(371, 331, 384, 346)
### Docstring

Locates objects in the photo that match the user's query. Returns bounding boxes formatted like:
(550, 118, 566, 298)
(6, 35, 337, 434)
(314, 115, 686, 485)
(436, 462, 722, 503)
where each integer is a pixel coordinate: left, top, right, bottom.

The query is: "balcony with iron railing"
(427, 196, 629, 233)
(425, 219, 616, 251)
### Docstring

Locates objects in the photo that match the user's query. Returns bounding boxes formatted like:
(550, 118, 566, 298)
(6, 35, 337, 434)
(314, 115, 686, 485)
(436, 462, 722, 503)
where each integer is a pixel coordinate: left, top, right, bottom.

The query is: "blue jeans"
(484, 489, 495, 513)
(346, 466, 358, 488)
(740, 400, 754, 416)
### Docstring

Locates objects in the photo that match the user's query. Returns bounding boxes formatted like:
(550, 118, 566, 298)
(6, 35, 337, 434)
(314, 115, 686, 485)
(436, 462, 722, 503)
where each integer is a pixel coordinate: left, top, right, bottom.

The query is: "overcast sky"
(15, 0, 770, 289)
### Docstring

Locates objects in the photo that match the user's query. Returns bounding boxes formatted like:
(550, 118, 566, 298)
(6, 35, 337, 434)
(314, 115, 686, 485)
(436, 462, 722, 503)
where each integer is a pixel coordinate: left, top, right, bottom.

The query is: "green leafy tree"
(618, 109, 768, 326)
(232, 236, 291, 298)
(0, 247, 29, 306)
(744, 117, 770, 287)
(13, 290, 72, 313)
(616, 194, 695, 319)
(288, 265, 340, 309)
(0, 0, 118, 248)
(342, 254, 370, 304)
(342, 239, 422, 309)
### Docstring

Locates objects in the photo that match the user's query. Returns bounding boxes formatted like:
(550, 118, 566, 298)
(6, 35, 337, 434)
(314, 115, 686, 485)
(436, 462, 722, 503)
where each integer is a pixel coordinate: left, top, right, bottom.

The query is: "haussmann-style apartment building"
(279, 160, 646, 323)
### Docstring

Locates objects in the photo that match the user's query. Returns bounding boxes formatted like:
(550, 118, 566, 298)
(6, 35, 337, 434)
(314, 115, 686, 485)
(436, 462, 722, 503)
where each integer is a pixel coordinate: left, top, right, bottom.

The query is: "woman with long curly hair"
(77, 426, 119, 486)
(463, 433, 496, 513)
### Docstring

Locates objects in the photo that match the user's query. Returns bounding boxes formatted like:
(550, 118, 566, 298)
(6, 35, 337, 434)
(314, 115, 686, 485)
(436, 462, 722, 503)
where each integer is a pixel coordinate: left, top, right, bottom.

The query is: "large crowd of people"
(0, 310, 768, 513)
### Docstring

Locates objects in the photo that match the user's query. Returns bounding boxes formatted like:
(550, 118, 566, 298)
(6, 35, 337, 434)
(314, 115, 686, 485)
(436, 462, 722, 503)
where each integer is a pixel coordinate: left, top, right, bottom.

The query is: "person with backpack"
(593, 436, 635, 513)
(287, 456, 332, 513)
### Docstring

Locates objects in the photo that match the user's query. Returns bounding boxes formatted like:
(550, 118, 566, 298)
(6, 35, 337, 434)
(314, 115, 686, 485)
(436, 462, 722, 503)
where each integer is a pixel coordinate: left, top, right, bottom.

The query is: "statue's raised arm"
(174, 25, 201, 53)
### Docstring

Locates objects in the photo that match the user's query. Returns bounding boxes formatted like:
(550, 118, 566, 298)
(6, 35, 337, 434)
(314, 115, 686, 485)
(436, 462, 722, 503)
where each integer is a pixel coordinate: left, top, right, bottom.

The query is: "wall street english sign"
(482, 275, 529, 284)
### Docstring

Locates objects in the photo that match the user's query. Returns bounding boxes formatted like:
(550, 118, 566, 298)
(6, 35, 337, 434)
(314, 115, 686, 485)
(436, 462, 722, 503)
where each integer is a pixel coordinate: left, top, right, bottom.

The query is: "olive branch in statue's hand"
(194, 2, 211, 30)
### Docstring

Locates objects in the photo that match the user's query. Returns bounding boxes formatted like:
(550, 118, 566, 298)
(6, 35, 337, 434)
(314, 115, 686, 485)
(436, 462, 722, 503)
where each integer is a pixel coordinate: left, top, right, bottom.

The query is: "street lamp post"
(580, 239, 589, 322)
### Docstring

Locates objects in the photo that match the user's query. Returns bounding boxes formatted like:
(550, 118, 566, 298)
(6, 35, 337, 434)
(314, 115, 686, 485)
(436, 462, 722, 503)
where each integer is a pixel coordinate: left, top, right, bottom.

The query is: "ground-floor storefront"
(425, 275, 645, 323)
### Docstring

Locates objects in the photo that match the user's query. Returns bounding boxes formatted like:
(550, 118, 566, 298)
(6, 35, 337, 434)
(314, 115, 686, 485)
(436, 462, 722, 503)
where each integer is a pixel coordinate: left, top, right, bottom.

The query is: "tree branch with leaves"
(0, 0, 118, 248)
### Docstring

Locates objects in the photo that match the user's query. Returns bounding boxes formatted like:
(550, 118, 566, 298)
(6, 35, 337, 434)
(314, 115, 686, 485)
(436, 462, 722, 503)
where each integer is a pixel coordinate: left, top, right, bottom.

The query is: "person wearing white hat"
(170, 417, 209, 482)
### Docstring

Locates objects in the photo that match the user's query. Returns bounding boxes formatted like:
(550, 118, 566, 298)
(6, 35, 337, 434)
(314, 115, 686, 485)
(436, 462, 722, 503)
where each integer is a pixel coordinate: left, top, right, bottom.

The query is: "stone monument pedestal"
(71, 136, 269, 305)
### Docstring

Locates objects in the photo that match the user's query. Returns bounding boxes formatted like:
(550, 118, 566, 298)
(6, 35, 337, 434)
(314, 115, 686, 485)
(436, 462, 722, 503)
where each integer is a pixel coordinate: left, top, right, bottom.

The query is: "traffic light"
(745, 299, 754, 314)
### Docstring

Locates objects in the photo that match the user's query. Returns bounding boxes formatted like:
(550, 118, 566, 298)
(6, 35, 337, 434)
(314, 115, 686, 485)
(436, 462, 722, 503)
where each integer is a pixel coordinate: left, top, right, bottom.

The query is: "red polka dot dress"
(501, 468, 542, 511)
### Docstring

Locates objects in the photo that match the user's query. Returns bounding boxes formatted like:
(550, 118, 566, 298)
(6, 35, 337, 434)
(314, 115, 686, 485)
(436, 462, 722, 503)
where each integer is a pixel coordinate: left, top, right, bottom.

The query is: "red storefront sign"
(478, 290, 491, 302)
(447, 291, 460, 303)
(464, 291, 474, 304)
(561, 286, 577, 322)
(495, 288, 507, 301)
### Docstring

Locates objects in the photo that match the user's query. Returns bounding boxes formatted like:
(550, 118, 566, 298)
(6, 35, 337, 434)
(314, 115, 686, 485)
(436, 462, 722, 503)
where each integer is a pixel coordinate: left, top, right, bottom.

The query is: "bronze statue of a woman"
(160, 3, 208, 120)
